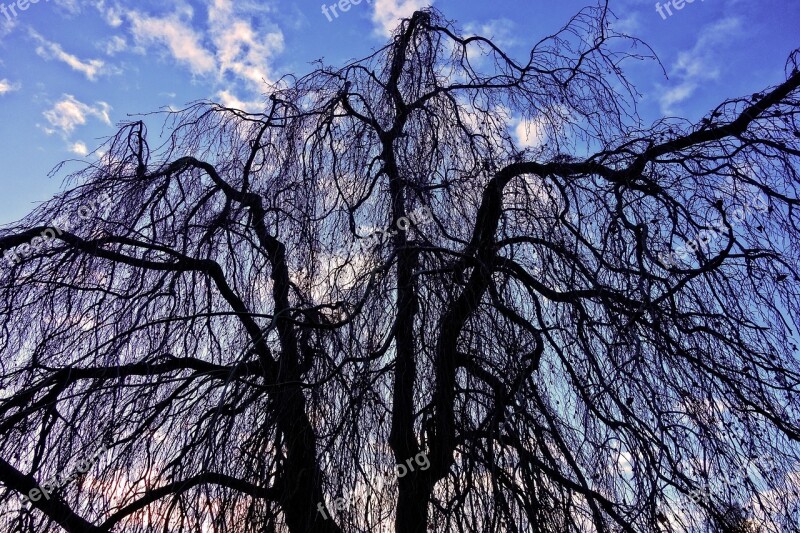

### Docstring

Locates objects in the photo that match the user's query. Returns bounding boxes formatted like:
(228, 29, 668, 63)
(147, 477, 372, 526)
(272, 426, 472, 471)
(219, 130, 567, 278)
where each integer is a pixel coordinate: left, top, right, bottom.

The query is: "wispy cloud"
(92, 0, 123, 27)
(215, 89, 265, 113)
(30, 30, 115, 81)
(372, 0, 433, 37)
(0, 79, 21, 95)
(127, 6, 216, 76)
(42, 94, 112, 136)
(208, 0, 284, 89)
(610, 12, 641, 35)
(464, 18, 518, 48)
(102, 35, 127, 56)
(659, 17, 744, 114)
(53, 0, 81, 16)
(122, 0, 284, 109)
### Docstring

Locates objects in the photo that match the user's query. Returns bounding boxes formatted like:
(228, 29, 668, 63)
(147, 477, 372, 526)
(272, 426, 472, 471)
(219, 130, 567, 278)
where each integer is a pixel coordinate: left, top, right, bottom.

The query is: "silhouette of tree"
(1, 4, 799, 533)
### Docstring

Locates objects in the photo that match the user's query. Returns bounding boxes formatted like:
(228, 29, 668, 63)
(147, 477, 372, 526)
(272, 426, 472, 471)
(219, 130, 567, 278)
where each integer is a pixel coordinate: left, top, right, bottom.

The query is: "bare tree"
(1, 4, 799, 532)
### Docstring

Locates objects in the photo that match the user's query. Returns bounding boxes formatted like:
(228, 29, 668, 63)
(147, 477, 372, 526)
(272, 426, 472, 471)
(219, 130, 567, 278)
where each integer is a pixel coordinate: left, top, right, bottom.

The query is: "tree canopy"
(1, 5, 799, 532)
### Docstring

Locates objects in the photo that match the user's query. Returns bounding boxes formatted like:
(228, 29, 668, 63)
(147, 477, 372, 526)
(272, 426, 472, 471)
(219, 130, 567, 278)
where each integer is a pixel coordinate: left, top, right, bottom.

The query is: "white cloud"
(617, 451, 634, 475)
(53, 0, 81, 16)
(464, 18, 517, 48)
(92, 0, 123, 27)
(208, 0, 284, 89)
(30, 30, 112, 81)
(660, 83, 697, 115)
(103, 35, 127, 56)
(215, 89, 265, 113)
(658, 17, 743, 114)
(513, 116, 548, 149)
(68, 141, 89, 156)
(0, 79, 21, 95)
(512, 106, 573, 149)
(611, 12, 640, 35)
(121, 1, 283, 110)
(43, 95, 112, 136)
(128, 8, 216, 75)
(372, 0, 433, 37)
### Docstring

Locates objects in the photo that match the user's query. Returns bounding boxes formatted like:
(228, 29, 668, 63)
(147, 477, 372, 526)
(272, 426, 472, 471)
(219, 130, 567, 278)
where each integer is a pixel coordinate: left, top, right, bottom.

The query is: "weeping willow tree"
(1, 4, 799, 532)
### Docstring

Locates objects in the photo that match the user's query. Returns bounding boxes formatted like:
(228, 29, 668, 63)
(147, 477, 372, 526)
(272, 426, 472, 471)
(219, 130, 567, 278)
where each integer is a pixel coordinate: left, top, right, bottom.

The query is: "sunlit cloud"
(42, 94, 112, 136)
(208, 0, 284, 89)
(215, 89, 265, 114)
(513, 116, 548, 149)
(92, 0, 123, 27)
(122, 0, 283, 107)
(68, 141, 89, 156)
(0, 78, 20, 95)
(102, 35, 127, 55)
(372, 0, 433, 37)
(127, 7, 216, 76)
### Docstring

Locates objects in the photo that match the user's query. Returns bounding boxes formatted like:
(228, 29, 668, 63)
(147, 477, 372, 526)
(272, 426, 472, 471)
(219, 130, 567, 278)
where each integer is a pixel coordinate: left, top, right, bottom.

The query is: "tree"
(1, 4, 799, 532)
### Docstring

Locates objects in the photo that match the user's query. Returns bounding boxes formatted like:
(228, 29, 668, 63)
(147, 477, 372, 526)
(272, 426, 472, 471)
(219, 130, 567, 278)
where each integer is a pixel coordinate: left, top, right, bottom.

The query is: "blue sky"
(0, 0, 797, 225)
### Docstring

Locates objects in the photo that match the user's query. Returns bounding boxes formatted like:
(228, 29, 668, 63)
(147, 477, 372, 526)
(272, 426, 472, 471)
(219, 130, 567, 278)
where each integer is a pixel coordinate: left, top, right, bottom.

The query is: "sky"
(0, 0, 798, 225)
